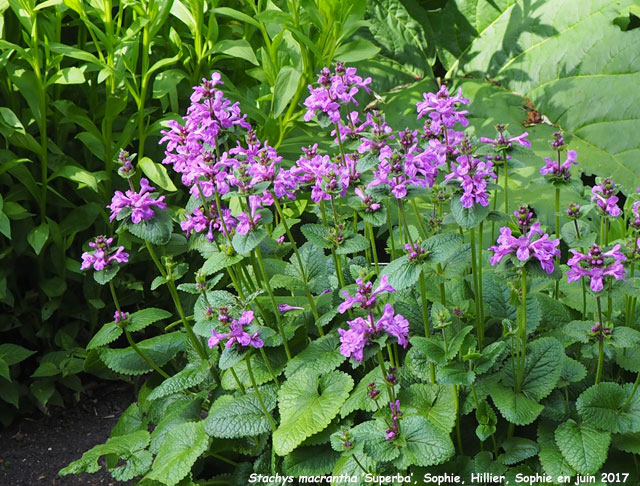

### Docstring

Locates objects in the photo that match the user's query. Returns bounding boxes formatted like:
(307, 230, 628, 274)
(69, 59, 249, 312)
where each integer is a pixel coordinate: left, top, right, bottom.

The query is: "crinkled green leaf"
(380, 256, 422, 291)
(285, 333, 345, 378)
(282, 445, 340, 476)
(150, 398, 203, 454)
(125, 210, 173, 246)
(300, 224, 332, 249)
(0, 343, 36, 365)
(336, 233, 370, 255)
(489, 383, 544, 426)
(87, 321, 123, 350)
(450, 197, 489, 229)
(394, 415, 455, 469)
(274, 370, 353, 456)
(97, 332, 185, 375)
(126, 308, 173, 333)
(498, 437, 539, 465)
(147, 362, 210, 400)
(59, 430, 150, 476)
(145, 421, 209, 486)
(221, 350, 286, 390)
(341, 364, 391, 417)
(555, 419, 611, 475)
(576, 382, 640, 434)
(402, 383, 457, 433)
(205, 385, 277, 438)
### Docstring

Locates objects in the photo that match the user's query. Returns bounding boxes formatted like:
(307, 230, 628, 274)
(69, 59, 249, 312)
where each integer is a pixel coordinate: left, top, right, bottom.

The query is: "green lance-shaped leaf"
(555, 419, 611, 475)
(273, 370, 353, 456)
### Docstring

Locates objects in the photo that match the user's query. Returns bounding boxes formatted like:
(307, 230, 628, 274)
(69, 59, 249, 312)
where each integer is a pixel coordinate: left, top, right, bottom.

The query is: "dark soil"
(0, 381, 136, 486)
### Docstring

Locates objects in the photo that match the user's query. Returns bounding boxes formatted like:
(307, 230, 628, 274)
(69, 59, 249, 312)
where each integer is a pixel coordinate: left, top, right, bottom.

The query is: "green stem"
(352, 455, 369, 475)
(419, 272, 436, 384)
(517, 269, 528, 392)
(453, 385, 464, 454)
(366, 222, 380, 275)
(470, 227, 483, 347)
(622, 373, 640, 409)
(478, 221, 484, 348)
(397, 199, 414, 248)
(502, 150, 509, 217)
(386, 200, 397, 259)
(245, 355, 276, 431)
(411, 199, 428, 239)
(376, 350, 394, 402)
(254, 245, 292, 360)
(109, 281, 170, 379)
(259, 347, 280, 389)
(595, 295, 605, 385)
(209, 452, 238, 467)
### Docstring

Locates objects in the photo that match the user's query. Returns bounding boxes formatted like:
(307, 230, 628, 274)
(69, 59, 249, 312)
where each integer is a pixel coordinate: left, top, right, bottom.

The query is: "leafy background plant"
(1, 0, 640, 484)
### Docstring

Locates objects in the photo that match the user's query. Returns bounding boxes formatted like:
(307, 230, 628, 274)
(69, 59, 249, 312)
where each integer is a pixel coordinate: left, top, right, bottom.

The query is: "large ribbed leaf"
(443, 0, 640, 192)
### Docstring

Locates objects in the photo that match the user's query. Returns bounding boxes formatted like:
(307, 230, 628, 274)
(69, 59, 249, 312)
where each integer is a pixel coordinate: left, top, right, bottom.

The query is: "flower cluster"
(81, 236, 129, 271)
(567, 244, 626, 292)
(107, 178, 167, 223)
(591, 178, 620, 218)
(416, 85, 470, 133)
(338, 275, 395, 313)
(540, 149, 578, 182)
(566, 203, 581, 219)
(514, 205, 535, 233)
(303, 62, 371, 124)
(385, 400, 402, 441)
(489, 222, 560, 273)
(208, 310, 263, 349)
(444, 153, 497, 208)
(338, 305, 409, 362)
(480, 124, 530, 150)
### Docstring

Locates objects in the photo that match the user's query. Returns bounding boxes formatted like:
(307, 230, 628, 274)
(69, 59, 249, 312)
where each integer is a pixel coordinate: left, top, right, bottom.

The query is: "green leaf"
(47, 66, 86, 85)
(145, 421, 209, 486)
(205, 385, 277, 438)
(489, 383, 544, 426)
(138, 157, 177, 192)
(555, 419, 611, 475)
(212, 7, 260, 28)
(147, 362, 210, 400)
(97, 332, 185, 375)
(232, 227, 267, 254)
(0, 343, 36, 365)
(50, 165, 99, 192)
(273, 67, 301, 117)
(475, 341, 507, 374)
(475, 400, 497, 441)
(200, 251, 243, 276)
(27, 223, 49, 255)
(437, 362, 476, 386)
(149, 397, 203, 454)
(273, 370, 353, 456)
(563, 320, 593, 344)
(617, 347, 640, 372)
(285, 333, 345, 378)
(445, 0, 640, 193)
(282, 445, 340, 476)
(446, 325, 474, 360)
(561, 220, 597, 249)
(402, 383, 457, 433)
(611, 326, 640, 348)
(110, 449, 153, 482)
(59, 430, 150, 476)
(341, 364, 391, 417)
(612, 432, 640, 454)
(334, 40, 380, 63)
(351, 420, 399, 462)
(499, 437, 539, 465)
(213, 39, 258, 65)
(0, 358, 10, 382)
(86, 321, 123, 350)
(576, 382, 640, 434)
(221, 350, 286, 389)
(125, 209, 173, 245)
(366, 0, 433, 77)
(502, 337, 564, 401)
(394, 415, 455, 468)
(559, 356, 587, 385)
(93, 265, 120, 285)
(380, 256, 422, 290)
(126, 308, 173, 333)
(410, 336, 446, 365)
(450, 197, 490, 229)
(300, 224, 332, 249)
(336, 233, 370, 255)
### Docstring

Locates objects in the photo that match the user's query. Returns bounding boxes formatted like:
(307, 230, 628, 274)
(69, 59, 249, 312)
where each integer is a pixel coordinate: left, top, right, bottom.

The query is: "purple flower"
(480, 130, 530, 149)
(278, 304, 304, 314)
(236, 195, 263, 235)
(181, 203, 237, 242)
(405, 242, 426, 262)
(293, 150, 350, 203)
(303, 63, 371, 124)
(631, 200, 640, 229)
(208, 310, 263, 349)
(591, 179, 620, 218)
(338, 275, 395, 314)
(540, 150, 578, 182)
(108, 178, 167, 223)
(444, 154, 497, 208)
(81, 236, 129, 271)
(117, 149, 136, 179)
(489, 222, 560, 274)
(567, 203, 581, 219)
(114, 310, 129, 325)
(337, 305, 409, 362)
(354, 187, 381, 213)
(416, 85, 469, 133)
(567, 244, 626, 292)
(514, 205, 534, 233)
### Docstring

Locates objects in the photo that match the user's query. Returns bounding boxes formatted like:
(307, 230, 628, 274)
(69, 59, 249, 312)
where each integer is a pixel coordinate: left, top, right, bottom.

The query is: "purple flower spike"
(278, 304, 304, 314)
(108, 178, 167, 223)
(81, 235, 129, 271)
(208, 310, 263, 349)
(444, 154, 497, 208)
(540, 150, 578, 182)
(489, 222, 560, 274)
(567, 244, 626, 292)
(591, 179, 620, 218)
(416, 85, 470, 132)
(338, 275, 396, 314)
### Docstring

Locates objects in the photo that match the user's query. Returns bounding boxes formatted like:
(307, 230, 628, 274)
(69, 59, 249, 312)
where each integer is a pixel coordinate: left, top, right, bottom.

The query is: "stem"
(254, 245, 292, 360)
(109, 281, 170, 379)
(517, 270, 528, 391)
(478, 221, 484, 347)
(453, 385, 464, 454)
(386, 200, 397, 259)
(622, 373, 640, 409)
(554, 187, 560, 299)
(366, 222, 380, 274)
(574, 219, 581, 240)
(245, 355, 276, 431)
(411, 199, 428, 239)
(502, 150, 509, 217)
(419, 272, 436, 384)
(470, 227, 483, 347)
(352, 455, 369, 475)
(595, 295, 605, 385)
(397, 199, 414, 248)
(376, 350, 394, 403)
(259, 347, 280, 389)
